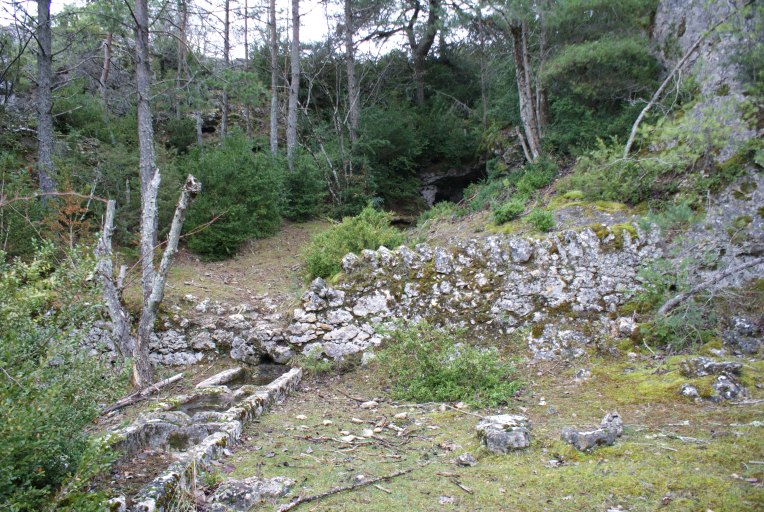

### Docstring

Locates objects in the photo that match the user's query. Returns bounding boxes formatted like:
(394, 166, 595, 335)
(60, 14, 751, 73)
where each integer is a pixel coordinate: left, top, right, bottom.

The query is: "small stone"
(394, 412, 408, 419)
(712, 375, 744, 401)
(680, 357, 743, 378)
(295, 414, 307, 420)
(373, 427, 383, 433)
(322, 420, 333, 426)
(350, 418, 364, 424)
(439, 496, 456, 505)
(360, 401, 378, 409)
(455, 453, 477, 467)
(680, 383, 700, 398)
(362, 429, 374, 438)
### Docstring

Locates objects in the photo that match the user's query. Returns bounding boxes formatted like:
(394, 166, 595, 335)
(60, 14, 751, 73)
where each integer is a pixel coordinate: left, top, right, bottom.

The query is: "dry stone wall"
(282, 225, 661, 360)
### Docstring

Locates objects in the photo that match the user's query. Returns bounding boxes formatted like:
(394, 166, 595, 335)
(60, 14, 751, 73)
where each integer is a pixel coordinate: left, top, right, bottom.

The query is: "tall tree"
(36, 0, 55, 194)
(221, 0, 231, 138)
(243, 0, 253, 138)
(344, 0, 359, 144)
(286, 0, 300, 169)
(132, 0, 161, 386)
(269, 0, 279, 154)
(405, 0, 441, 106)
(508, 19, 541, 159)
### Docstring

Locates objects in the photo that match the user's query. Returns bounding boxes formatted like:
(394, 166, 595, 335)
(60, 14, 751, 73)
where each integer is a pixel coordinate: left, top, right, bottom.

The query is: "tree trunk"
(405, 0, 440, 107)
(244, 0, 253, 138)
(344, 0, 359, 145)
(36, 0, 55, 194)
(477, 6, 487, 128)
(135, 175, 200, 386)
(99, 32, 113, 105)
(195, 111, 203, 146)
(134, 0, 159, 387)
(269, 0, 279, 154)
(94, 200, 134, 359)
(286, 0, 300, 170)
(509, 20, 541, 161)
(221, 0, 230, 139)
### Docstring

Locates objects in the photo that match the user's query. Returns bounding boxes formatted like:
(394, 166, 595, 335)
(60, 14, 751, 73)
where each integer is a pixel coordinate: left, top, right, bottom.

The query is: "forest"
(0, 0, 762, 510)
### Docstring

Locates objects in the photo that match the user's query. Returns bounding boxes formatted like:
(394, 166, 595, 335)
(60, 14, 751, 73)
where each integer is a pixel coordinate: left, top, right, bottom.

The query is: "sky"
(44, 0, 340, 59)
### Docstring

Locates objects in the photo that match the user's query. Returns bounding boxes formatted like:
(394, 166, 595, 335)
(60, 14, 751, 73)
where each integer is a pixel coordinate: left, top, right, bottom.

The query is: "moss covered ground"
(220, 351, 764, 511)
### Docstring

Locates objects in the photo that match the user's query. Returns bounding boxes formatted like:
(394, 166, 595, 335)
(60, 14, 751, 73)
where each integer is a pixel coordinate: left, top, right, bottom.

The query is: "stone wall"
(280, 225, 660, 360)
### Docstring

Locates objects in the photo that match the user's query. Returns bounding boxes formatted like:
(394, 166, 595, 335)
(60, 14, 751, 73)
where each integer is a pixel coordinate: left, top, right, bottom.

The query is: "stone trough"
(106, 366, 302, 511)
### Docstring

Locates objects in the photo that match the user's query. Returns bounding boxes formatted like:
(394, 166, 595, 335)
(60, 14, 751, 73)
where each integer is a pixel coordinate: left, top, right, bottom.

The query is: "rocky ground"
(186, 353, 763, 512)
(99, 182, 763, 511)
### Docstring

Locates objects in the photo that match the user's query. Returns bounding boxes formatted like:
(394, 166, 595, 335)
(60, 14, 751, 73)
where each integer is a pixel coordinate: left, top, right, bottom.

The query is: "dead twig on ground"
(277, 466, 418, 511)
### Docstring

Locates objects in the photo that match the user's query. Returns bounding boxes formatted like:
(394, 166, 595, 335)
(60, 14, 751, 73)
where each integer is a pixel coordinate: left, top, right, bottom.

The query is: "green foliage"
(515, 159, 557, 196)
(0, 244, 126, 510)
(527, 208, 555, 232)
(563, 113, 762, 207)
(542, 37, 661, 105)
(376, 322, 522, 407)
(359, 104, 424, 204)
(417, 201, 463, 226)
(184, 136, 283, 260)
(304, 206, 405, 279)
(493, 198, 525, 225)
(281, 152, 328, 222)
(163, 118, 197, 155)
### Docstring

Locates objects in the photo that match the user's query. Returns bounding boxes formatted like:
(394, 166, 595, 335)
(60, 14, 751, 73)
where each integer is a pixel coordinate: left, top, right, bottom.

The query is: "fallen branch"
(657, 257, 764, 316)
(100, 372, 183, 415)
(277, 467, 416, 511)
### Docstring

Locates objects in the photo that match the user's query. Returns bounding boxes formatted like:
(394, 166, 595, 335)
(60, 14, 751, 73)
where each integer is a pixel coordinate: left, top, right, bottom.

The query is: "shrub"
(184, 136, 283, 260)
(515, 158, 557, 196)
(417, 201, 463, 226)
(304, 206, 405, 279)
(527, 208, 556, 232)
(163, 117, 197, 154)
(493, 197, 525, 224)
(281, 152, 328, 221)
(0, 244, 126, 510)
(376, 322, 522, 406)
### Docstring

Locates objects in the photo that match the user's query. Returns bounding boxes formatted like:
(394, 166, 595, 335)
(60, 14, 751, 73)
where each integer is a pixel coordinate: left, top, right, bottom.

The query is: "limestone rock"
(476, 415, 531, 454)
(679, 357, 742, 378)
(455, 452, 477, 467)
(561, 411, 623, 451)
(680, 383, 700, 399)
(712, 375, 745, 401)
(208, 476, 294, 511)
(723, 316, 762, 355)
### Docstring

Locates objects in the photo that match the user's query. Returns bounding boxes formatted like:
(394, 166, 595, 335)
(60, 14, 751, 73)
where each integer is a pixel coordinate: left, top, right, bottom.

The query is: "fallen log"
(101, 372, 183, 415)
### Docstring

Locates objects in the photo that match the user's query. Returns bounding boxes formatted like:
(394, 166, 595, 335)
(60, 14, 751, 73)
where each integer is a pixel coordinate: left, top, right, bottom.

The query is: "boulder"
(476, 415, 531, 454)
(561, 411, 623, 452)
(208, 476, 294, 511)
(679, 357, 742, 378)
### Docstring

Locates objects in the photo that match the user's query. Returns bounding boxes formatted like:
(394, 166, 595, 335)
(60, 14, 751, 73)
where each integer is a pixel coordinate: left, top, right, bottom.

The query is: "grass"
(122, 219, 331, 314)
(222, 351, 764, 511)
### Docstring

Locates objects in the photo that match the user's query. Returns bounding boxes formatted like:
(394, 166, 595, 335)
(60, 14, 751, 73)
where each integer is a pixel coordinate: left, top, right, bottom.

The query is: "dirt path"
(160, 220, 331, 312)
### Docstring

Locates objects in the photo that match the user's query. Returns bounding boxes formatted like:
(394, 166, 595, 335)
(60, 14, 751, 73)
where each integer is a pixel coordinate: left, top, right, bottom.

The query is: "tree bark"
(221, 0, 230, 139)
(133, 0, 159, 387)
(36, 0, 55, 194)
(405, 0, 440, 107)
(99, 32, 113, 105)
(509, 20, 541, 161)
(244, 0, 253, 138)
(344, 0, 359, 145)
(287, 0, 300, 170)
(269, 0, 279, 154)
(134, 175, 201, 387)
(94, 200, 133, 359)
